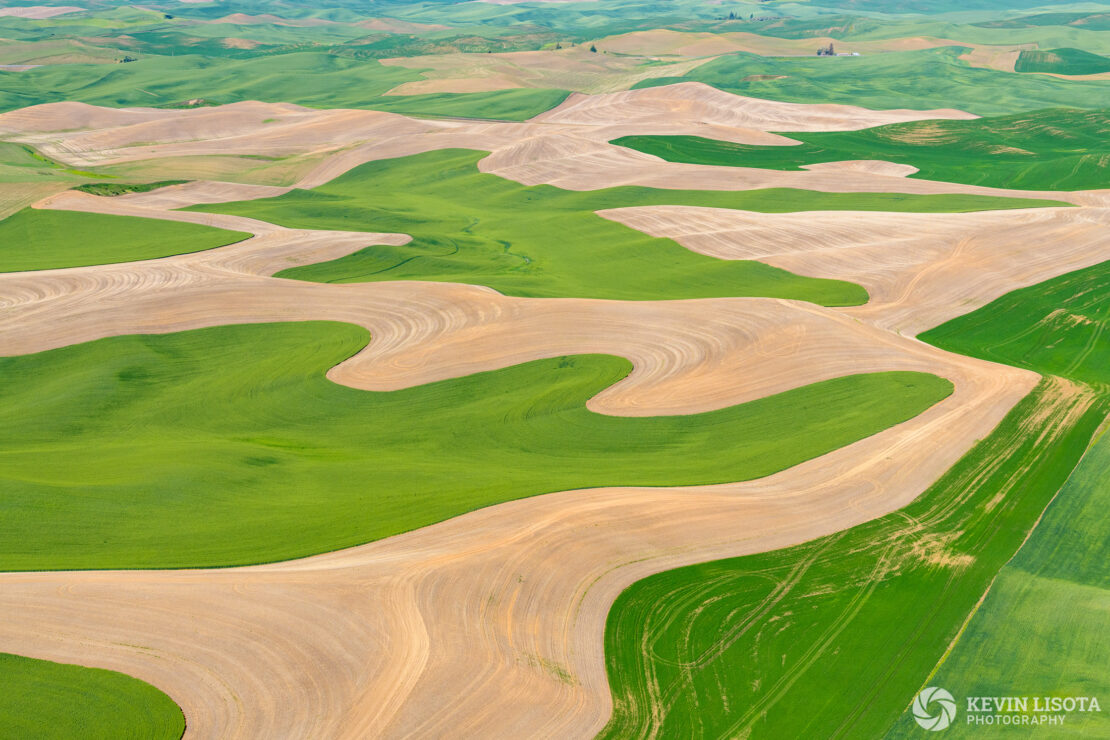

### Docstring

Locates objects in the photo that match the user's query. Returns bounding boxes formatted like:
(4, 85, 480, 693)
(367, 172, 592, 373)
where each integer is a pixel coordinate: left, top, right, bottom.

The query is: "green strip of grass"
(880, 259, 1110, 737)
(976, 11, 1110, 31)
(887, 422, 1110, 738)
(0, 320, 952, 570)
(920, 259, 1110, 389)
(0, 208, 250, 272)
(365, 88, 571, 122)
(602, 254, 1110, 737)
(600, 379, 1107, 739)
(613, 108, 1110, 191)
(72, 180, 188, 197)
(632, 48, 1110, 116)
(1015, 47, 1110, 76)
(0, 53, 419, 112)
(0, 653, 184, 740)
(0, 52, 568, 120)
(193, 149, 1059, 303)
(0, 142, 110, 186)
(0, 142, 72, 183)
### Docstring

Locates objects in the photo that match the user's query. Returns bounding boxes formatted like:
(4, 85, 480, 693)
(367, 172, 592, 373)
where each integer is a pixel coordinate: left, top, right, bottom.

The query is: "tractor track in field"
(1, 84, 1106, 738)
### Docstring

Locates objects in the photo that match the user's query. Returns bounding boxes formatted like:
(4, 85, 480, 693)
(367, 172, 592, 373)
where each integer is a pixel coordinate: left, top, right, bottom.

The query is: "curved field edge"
(887, 259, 1110, 737)
(0, 320, 952, 571)
(599, 257, 1110, 737)
(191, 149, 1056, 304)
(0, 652, 185, 740)
(599, 377, 1105, 739)
(364, 87, 572, 121)
(0, 53, 570, 121)
(919, 259, 1110, 389)
(611, 108, 1109, 192)
(72, 180, 189, 198)
(629, 48, 1110, 116)
(0, 208, 251, 273)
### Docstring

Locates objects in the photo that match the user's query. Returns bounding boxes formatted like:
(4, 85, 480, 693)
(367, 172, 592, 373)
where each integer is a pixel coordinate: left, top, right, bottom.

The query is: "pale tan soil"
(594, 29, 879, 57)
(594, 29, 1031, 73)
(0, 103, 454, 173)
(0, 101, 431, 162)
(531, 82, 975, 129)
(210, 13, 337, 28)
(94, 151, 334, 187)
(356, 18, 451, 34)
(0, 6, 83, 19)
(598, 29, 759, 58)
(1038, 70, 1110, 81)
(0, 187, 1039, 739)
(0, 181, 71, 219)
(959, 45, 1025, 73)
(0, 86, 1102, 738)
(479, 0, 578, 4)
(113, 180, 291, 209)
(15, 85, 1092, 211)
(0, 38, 124, 66)
(381, 47, 717, 95)
(387, 75, 525, 95)
(474, 134, 1099, 206)
(222, 37, 260, 50)
(600, 205, 1110, 335)
(801, 159, 919, 177)
(0, 101, 188, 134)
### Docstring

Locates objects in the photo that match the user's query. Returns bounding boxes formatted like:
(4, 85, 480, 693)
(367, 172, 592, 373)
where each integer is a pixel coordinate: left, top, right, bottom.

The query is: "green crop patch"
(1016, 48, 1110, 76)
(365, 88, 571, 121)
(601, 253, 1110, 738)
(0, 52, 568, 120)
(613, 108, 1110, 191)
(600, 380, 1107, 739)
(72, 180, 188, 197)
(0, 53, 421, 112)
(0, 208, 250, 272)
(888, 425, 1110, 738)
(0, 652, 184, 740)
(891, 260, 1110, 737)
(921, 259, 1110, 389)
(977, 12, 1110, 31)
(0, 321, 952, 570)
(0, 142, 74, 184)
(633, 49, 1110, 116)
(194, 149, 1057, 303)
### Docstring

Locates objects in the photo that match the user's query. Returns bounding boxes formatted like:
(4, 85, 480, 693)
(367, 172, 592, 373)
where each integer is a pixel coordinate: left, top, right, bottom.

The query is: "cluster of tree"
(817, 42, 835, 56)
(718, 12, 780, 21)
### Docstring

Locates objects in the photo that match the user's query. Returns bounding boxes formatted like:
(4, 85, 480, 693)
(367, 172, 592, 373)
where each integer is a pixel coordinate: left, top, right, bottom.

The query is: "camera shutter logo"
(913, 687, 957, 731)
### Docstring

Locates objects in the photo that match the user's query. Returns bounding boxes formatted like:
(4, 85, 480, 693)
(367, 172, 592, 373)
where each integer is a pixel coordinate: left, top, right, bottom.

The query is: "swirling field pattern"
(0, 84, 1106, 738)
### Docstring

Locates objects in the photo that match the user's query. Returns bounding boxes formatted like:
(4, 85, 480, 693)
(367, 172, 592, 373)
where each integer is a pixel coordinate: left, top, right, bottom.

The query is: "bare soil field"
(601, 205, 1110, 334)
(0, 85, 1106, 738)
(381, 46, 716, 95)
(11, 83, 1092, 207)
(0, 181, 72, 220)
(0, 6, 84, 19)
(0, 192, 1036, 736)
(594, 30, 1030, 73)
